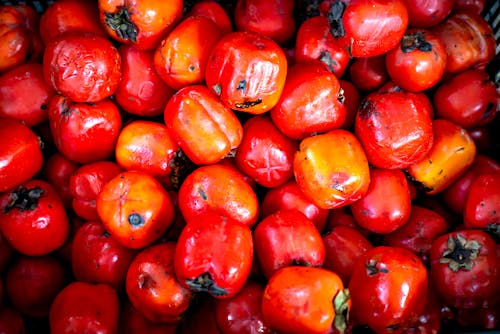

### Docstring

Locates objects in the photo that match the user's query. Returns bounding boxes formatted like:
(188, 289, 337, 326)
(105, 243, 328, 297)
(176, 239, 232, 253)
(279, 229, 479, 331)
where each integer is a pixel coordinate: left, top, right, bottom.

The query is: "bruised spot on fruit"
(4, 186, 45, 213)
(365, 259, 389, 276)
(235, 98, 262, 109)
(185, 272, 227, 297)
(400, 31, 432, 53)
(128, 213, 144, 226)
(138, 273, 156, 289)
(104, 7, 138, 42)
(212, 83, 222, 95)
(236, 79, 247, 91)
(319, 51, 339, 73)
(358, 99, 378, 120)
(198, 187, 208, 200)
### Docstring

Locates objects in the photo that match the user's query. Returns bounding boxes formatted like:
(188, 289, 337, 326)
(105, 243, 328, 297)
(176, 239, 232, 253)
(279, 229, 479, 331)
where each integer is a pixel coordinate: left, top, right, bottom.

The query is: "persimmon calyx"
(333, 288, 350, 334)
(440, 234, 481, 272)
(4, 186, 45, 212)
(104, 7, 138, 42)
(185, 272, 227, 297)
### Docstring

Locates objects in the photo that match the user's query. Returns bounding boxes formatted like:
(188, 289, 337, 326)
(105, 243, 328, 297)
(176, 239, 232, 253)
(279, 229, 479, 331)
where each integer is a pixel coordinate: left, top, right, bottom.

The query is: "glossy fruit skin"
(39, 0, 107, 45)
(385, 29, 447, 92)
(355, 90, 434, 169)
(115, 120, 179, 183)
(463, 173, 500, 229)
(155, 15, 222, 90)
(260, 179, 329, 232)
(270, 62, 345, 140)
(433, 69, 499, 129)
(320, 0, 409, 58)
(164, 85, 243, 165)
(322, 225, 373, 285)
(126, 242, 192, 323)
(49, 281, 120, 334)
(403, 0, 454, 28)
(349, 246, 428, 334)
(442, 154, 500, 214)
(0, 118, 43, 192)
(0, 63, 53, 126)
(351, 168, 411, 234)
(98, 0, 183, 50)
(339, 79, 361, 130)
(348, 55, 389, 92)
(234, 115, 297, 188)
(0, 5, 31, 72)
(431, 11, 496, 73)
(406, 119, 477, 195)
(6, 255, 67, 317)
(42, 153, 79, 208)
(253, 210, 325, 279)
(0, 179, 69, 256)
(261, 266, 349, 334)
(186, 0, 233, 36)
(69, 160, 123, 221)
(234, 0, 295, 45)
(174, 212, 254, 299)
(294, 129, 370, 209)
(429, 230, 500, 309)
(48, 94, 122, 164)
(205, 31, 288, 114)
(383, 205, 448, 264)
(215, 280, 273, 334)
(72, 220, 137, 290)
(96, 171, 175, 249)
(43, 31, 121, 103)
(178, 163, 259, 228)
(294, 15, 350, 77)
(115, 44, 174, 116)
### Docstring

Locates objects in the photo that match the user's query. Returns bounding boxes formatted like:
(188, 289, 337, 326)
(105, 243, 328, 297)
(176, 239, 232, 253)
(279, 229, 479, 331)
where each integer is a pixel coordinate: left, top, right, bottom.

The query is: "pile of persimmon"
(0, 0, 499, 333)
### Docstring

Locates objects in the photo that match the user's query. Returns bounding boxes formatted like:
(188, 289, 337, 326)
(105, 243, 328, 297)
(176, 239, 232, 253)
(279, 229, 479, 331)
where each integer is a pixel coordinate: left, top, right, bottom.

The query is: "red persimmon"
(0, 179, 69, 256)
(463, 173, 500, 229)
(187, 0, 233, 36)
(43, 31, 121, 103)
(0, 118, 43, 193)
(0, 306, 25, 334)
(42, 152, 80, 208)
(50, 281, 120, 334)
(174, 212, 253, 299)
(403, 0, 454, 28)
(0, 5, 31, 72)
(234, 115, 297, 188)
(118, 300, 178, 334)
(347, 55, 389, 92)
(48, 94, 122, 164)
(126, 242, 192, 323)
(205, 31, 288, 114)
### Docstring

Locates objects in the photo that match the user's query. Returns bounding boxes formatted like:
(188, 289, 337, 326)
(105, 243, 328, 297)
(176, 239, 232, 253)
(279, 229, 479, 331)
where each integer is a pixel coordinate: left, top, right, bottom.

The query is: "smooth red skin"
(350, 168, 411, 234)
(126, 242, 192, 323)
(218, 158, 257, 189)
(215, 280, 273, 334)
(464, 173, 500, 228)
(348, 55, 389, 92)
(56, 215, 86, 264)
(295, 16, 350, 77)
(48, 95, 122, 164)
(454, 0, 485, 15)
(42, 153, 80, 208)
(431, 11, 496, 73)
(260, 180, 329, 232)
(325, 207, 371, 237)
(71, 221, 137, 290)
(354, 90, 434, 169)
(430, 230, 500, 309)
(270, 62, 344, 140)
(405, 282, 442, 334)
(339, 79, 360, 130)
(234, 0, 295, 45)
(13, 5, 43, 63)
(164, 85, 243, 165)
(434, 69, 499, 129)
(253, 210, 325, 279)
(0, 6, 30, 73)
(378, 81, 435, 119)
(115, 44, 174, 116)
(442, 154, 500, 214)
(176, 296, 221, 334)
(383, 205, 448, 264)
(118, 300, 178, 334)
(385, 29, 447, 92)
(178, 164, 259, 228)
(322, 225, 373, 285)
(403, 0, 454, 27)
(469, 127, 493, 153)
(349, 246, 428, 333)
(174, 213, 254, 299)
(39, 0, 107, 45)
(69, 161, 123, 221)
(49, 282, 119, 334)
(234, 115, 297, 188)
(321, 0, 409, 58)
(187, 1, 233, 35)
(98, 0, 183, 51)
(0, 118, 43, 192)
(0, 179, 69, 256)
(0, 306, 25, 334)
(205, 31, 288, 114)
(43, 31, 121, 103)
(6, 255, 67, 317)
(0, 63, 53, 126)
